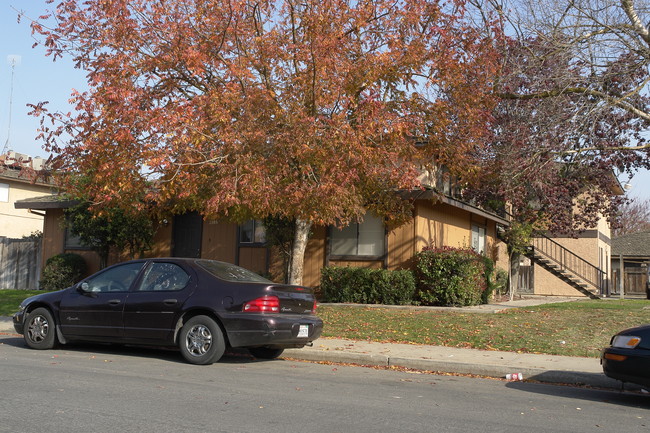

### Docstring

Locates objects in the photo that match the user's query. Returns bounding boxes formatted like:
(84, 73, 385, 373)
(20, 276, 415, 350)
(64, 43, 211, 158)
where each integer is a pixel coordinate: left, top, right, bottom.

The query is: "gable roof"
(612, 231, 650, 257)
(14, 195, 79, 210)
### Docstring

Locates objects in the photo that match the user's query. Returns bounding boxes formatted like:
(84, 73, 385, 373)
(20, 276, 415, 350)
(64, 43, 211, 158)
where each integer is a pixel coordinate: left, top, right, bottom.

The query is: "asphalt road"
(1, 335, 649, 433)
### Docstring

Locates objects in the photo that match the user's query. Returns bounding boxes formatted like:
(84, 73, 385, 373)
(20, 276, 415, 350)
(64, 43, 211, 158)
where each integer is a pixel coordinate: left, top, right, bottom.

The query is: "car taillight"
(312, 300, 318, 313)
(243, 296, 280, 313)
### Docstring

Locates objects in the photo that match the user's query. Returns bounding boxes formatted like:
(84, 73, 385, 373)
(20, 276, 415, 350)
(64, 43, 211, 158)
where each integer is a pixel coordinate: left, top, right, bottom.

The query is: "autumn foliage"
(31, 0, 500, 218)
(27, 0, 501, 282)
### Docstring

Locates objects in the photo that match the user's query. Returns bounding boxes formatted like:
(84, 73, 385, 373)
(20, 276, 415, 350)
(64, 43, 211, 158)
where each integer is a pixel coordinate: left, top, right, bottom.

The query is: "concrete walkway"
(0, 297, 636, 391)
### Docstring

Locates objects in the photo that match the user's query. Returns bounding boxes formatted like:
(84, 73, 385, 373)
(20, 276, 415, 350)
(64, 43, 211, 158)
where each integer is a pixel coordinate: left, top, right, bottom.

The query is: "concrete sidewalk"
(283, 337, 625, 390)
(0, 296, 632, 390)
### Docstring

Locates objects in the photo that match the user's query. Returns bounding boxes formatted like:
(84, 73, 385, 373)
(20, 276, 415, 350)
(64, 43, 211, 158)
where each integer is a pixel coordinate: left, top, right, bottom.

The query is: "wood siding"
(37, 199, 505, 290)
(238, 247, 268, 276)
(415, 202, 472, 252)
(201, 220, 236, 263)
(387, 219, 415, 270)
(302, 226, 327, 288)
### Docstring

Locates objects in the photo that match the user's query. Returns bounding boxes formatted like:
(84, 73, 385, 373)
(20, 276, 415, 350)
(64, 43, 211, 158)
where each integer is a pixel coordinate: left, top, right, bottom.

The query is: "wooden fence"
(0, 236, 42, 290)
(612, 268, 648, 296)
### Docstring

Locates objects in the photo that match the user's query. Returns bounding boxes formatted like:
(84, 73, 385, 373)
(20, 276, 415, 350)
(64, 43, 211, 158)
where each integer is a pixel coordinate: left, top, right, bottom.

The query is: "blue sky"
(0, 1, 87, 159)
(1, 1, 648, 201)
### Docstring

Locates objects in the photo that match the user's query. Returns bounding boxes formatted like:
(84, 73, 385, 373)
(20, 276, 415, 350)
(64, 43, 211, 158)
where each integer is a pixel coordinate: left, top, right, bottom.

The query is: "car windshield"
(195, 260, 271, 283)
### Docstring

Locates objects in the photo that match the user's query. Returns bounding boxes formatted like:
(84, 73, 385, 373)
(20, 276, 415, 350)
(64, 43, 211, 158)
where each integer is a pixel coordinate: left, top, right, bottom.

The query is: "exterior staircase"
(526, 234, 603, 299)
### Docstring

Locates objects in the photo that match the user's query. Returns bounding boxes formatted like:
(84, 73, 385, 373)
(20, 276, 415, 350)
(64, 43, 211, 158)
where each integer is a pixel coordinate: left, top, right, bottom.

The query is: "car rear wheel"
(179, 315, 225, 365)
(24, 307, 57, 350)
(249, 347, 285, 359)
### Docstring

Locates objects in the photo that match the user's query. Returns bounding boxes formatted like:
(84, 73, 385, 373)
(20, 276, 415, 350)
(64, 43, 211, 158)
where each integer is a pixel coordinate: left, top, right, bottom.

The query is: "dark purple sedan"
(13, 258, 323, 365)
(601, 324, 650, 388)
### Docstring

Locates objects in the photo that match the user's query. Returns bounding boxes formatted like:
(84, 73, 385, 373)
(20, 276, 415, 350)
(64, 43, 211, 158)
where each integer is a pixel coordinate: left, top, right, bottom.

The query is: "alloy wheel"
(27, 315, 49, 343)
(185, 324, 213, 357)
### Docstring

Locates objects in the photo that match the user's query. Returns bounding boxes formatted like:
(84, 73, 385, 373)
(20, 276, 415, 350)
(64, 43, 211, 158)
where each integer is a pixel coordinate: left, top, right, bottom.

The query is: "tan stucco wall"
(1, 179, 53, 238)
(533, 222, 611, 297)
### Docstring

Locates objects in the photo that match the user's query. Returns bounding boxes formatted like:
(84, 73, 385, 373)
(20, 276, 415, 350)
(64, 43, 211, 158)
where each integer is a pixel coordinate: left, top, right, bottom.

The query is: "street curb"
(283, 348, 634, 391)
(0, 317, 13, 333)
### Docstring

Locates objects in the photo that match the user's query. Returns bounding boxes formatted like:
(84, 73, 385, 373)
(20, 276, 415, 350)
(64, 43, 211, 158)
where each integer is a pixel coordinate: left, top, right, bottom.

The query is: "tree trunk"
(287, 218, 313, 286)
(509, 251, 521, 301)
(99, 252, 108, 270)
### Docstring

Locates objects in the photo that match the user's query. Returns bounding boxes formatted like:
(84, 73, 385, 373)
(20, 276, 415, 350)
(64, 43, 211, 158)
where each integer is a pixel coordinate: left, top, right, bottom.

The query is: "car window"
(137, 262, 190, 292)
(84, 262, 145, 293)
(195, 259, 271, 283)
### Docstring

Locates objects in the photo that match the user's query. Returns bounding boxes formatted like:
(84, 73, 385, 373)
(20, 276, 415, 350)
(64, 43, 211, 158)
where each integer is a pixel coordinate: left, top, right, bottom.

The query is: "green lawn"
(3, 289, 650, 358)
(318, 300, 650, 358)
(0, 290, 43, 316)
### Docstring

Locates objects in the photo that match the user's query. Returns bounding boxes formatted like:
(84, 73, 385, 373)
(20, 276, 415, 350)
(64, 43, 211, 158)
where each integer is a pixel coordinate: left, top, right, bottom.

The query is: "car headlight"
(612, 335, 641, 349)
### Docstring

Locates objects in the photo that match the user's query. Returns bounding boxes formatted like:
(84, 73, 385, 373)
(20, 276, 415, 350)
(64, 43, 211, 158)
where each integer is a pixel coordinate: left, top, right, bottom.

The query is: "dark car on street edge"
(601, 324, 650, 388)
(13, 258, 323, 365)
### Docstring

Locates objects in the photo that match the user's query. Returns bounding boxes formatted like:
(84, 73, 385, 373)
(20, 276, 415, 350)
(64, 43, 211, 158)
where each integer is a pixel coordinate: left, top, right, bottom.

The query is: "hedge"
(320, 266, 416, 305)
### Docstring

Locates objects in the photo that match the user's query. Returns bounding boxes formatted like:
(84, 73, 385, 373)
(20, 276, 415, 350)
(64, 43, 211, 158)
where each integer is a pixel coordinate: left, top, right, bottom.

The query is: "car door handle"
(164, 299, 178, 305)
(108, 299, 122, 306)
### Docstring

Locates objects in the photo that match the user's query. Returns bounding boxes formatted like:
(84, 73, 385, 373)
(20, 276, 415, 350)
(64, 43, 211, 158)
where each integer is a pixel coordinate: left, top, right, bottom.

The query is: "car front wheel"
(179, 315, 225, 365)
(249, 347, 285, 359)
(24, 307, 57, 350)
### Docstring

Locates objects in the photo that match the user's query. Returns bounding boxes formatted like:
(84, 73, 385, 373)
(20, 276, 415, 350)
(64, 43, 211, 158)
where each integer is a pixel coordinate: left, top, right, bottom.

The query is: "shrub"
(39, 253, 87, 291)
(320, 266, 416, 305)
(494, 268, 509, 297)
(415, 246, 486, 307)
(481, 256, 496, 304)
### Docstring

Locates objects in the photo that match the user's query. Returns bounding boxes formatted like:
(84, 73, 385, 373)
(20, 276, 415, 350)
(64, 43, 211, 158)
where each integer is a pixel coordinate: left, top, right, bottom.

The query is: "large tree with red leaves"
(462, 0, 650, 295)
(27, 0, 501, 284)
(465, 0, 650, 234)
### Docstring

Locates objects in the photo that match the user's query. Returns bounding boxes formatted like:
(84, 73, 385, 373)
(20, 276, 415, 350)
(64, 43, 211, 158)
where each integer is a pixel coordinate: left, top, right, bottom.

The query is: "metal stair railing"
(530, 233, 605, 293)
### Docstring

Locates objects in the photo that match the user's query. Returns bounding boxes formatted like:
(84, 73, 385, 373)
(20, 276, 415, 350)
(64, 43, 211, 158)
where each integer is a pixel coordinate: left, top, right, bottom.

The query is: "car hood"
(19, 287, 70, 309)
(616, 324, 650, 336)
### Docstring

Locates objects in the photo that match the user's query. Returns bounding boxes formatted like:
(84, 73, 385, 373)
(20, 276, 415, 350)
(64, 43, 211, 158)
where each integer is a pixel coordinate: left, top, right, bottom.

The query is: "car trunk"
(269, 285, 316, 314)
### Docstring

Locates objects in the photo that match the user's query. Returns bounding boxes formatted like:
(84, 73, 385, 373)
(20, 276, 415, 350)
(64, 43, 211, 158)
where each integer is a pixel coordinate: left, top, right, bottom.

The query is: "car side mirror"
(78, 282, 90, 293)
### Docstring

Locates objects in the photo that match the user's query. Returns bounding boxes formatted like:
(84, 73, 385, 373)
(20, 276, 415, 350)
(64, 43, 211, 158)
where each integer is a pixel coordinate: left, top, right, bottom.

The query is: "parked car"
(13, 258, 323, 365)
(601, 324, 650, 388)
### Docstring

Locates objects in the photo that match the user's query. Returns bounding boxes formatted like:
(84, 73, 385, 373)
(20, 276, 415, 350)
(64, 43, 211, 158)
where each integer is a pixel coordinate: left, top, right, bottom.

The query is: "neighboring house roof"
(0, 152, 54, 187)
(14, 195, 79, 210)
(0, 166, 54, 187)
(612, 231, 650, 257)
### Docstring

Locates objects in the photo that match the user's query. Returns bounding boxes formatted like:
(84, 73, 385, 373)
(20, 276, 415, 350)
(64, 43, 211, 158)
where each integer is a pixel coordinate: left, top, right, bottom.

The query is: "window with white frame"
(471, 224, 486, 254)
(240, 220, 266, 244)
(331, 214, 385, 257)
(0, 183, 8, 202)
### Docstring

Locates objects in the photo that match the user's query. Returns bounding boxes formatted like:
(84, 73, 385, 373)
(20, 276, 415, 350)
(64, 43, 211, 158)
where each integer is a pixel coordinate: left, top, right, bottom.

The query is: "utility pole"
(2, 55, 21, 156)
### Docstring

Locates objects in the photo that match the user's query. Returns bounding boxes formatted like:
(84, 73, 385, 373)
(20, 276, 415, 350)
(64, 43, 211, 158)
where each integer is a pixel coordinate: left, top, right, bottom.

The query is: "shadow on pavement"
(505, 379, 650, 409)
(0, 334, 282, 365)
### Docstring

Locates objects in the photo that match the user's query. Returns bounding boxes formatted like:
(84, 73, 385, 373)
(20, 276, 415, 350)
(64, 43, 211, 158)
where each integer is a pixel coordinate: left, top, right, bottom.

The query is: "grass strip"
(319, 300, 650, 358)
